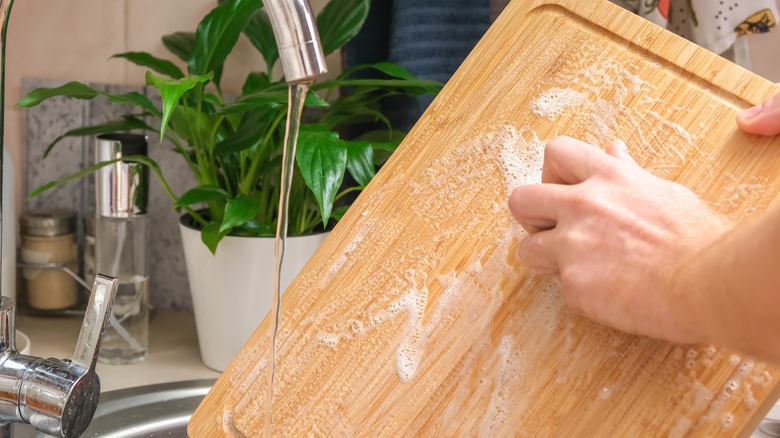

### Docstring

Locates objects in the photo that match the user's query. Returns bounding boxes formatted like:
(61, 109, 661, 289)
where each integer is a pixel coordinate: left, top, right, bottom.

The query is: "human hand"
(508, 137, 731, 344)
(736, 91, 780, 136)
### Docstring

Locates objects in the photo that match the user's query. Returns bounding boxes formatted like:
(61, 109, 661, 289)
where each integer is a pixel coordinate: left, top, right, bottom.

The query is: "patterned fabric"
(623, 0, 778, 54)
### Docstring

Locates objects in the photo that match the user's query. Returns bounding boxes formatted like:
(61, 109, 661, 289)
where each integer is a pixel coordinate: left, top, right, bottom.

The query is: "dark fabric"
(343, 0, 394, 71)
(490, 0, 510, 21)
(345, 0, 491, 133)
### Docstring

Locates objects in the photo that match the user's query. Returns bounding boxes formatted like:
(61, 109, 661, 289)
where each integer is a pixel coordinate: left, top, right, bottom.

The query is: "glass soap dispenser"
(94, 133, 150, 364)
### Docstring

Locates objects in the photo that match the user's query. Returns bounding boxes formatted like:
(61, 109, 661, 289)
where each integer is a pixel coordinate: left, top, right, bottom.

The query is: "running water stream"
(265, 82, 310, 436)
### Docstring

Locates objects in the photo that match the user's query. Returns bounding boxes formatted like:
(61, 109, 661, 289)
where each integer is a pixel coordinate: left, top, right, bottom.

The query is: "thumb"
(736, 92, 780, 136)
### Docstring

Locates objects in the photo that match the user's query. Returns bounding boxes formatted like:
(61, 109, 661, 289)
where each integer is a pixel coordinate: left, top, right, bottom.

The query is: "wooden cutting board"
(189, 0, 780, 436)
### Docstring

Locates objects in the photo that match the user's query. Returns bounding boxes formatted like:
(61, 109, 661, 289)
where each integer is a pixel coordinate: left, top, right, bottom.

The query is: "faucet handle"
(71, 274, 117, 371)
(19, 274, 117, 438)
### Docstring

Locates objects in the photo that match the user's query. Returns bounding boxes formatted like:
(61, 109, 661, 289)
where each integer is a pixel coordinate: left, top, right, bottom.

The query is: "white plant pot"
(179, 217, 328, 371)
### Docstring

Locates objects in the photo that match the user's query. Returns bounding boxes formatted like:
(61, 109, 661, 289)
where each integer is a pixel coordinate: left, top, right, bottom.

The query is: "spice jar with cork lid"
(19, 209, 79, 310)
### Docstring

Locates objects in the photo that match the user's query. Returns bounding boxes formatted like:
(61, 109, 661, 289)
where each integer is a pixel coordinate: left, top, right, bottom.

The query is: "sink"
(13, 379, 215, 437)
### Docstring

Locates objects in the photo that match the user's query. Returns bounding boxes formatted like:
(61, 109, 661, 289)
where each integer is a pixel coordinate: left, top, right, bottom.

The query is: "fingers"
(542, 136, 613, 184)
(509, 184, 570, 234)
(604, 139, 639, 166)
(736, 92, 780, 136)
(518, 231, 558, 276)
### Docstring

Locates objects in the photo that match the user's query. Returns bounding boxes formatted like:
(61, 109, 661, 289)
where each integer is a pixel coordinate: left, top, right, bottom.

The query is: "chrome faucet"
(263, 0, 328, 83)
(0, 275, 118, 438)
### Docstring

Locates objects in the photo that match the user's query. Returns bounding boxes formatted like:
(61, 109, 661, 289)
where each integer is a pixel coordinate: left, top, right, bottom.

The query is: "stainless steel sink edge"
(13, 379, 216, 437)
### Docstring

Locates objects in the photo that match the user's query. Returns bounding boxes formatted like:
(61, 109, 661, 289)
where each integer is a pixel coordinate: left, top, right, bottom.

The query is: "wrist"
(666, 221, 733, 346)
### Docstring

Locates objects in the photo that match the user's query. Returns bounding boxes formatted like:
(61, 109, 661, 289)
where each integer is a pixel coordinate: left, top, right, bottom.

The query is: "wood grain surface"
(189, 0, 780, 436)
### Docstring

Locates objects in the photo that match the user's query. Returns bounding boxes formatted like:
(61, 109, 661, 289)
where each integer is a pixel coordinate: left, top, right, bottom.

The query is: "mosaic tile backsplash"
(23, 78, 197, 310)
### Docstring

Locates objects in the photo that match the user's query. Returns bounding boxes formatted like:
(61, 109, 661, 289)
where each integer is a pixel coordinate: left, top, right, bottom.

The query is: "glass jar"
(83, 215, 96, 287)
(19, 209, 79, 310)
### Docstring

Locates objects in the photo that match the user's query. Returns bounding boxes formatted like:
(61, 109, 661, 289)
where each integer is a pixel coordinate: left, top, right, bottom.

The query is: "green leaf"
(221, 85, 327, 114)
(234, 219, 273, 236)
(317, 0, 369, 56)
(43, 116, 155, 158)
(343, 61, 417, 80)
(244, 8, 278, 71)
(188, 0, 262, 82)
(221, 83, 286, 113)
(201, 93, 224, 108)
(215, 109, 276, 155)
(28, 159, 122, 199)
(315, 78, 442, 96)
(221, 193, 262, 232)
(174, 186, 230, 208)
(296, 125, 347, 226)
(242, 71, 270, 95)
(121, 155, 182, 211)
(17, 82, 99, 107)
(112, 52, 184, 79)
(367, 61, 417, 80)
(355, 128, 405, 144)
(104, 92, 161, 117)
(145, 71, 213, 139)
(162, 32, 195, 63)
(169, 104, 224, 153)
(331, 205, 349, 221)
(17, 82, 161, 120)
(324, 99, 391, 131)
(354, 129, 404, 165)
(201, 221, 229, 255)
(344, 141, 374, 187)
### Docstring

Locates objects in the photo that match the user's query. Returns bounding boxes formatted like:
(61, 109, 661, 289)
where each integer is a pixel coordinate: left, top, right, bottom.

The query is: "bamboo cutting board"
(189, 0, 780, 436)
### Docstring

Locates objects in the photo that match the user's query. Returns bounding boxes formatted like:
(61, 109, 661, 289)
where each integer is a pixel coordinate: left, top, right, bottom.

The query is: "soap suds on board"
(313, 125, 549, 385)
(527, 55, 702, 175)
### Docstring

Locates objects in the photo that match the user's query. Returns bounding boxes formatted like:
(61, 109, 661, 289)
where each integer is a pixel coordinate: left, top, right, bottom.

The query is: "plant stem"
(334, 186, 362, 202)
(240, 107, 285, 194)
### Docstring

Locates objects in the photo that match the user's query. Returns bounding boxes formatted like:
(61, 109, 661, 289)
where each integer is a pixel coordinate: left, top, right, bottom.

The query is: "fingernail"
(739, 104, 763, 120)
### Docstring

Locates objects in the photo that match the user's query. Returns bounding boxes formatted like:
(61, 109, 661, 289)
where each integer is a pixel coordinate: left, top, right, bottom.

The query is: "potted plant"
(18, 0, 440, 370)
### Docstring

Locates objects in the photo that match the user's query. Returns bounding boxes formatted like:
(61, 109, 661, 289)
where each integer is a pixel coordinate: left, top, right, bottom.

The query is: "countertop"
(17, 309, 221, 392)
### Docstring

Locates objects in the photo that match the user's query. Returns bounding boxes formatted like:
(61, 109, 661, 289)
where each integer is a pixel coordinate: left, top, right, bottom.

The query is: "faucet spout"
(263, 0, 328, 84)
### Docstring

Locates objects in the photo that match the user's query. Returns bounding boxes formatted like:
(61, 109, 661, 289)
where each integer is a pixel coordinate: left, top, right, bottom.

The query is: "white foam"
(495, 126, 546, 195)
(723, 379, 739, 398)
(314, 332, 341, 349)
(479, 335, 524, 436)
(743, 383, 758, 409)
(221, 409, 246, 437)
(691, 380, 713, 410)
(668, 417, 692, 438)
(738, 359, 755, 376)
(529, 88, 586, 120)
(304, 126, 548, 385)
(721, 412, 734, 430)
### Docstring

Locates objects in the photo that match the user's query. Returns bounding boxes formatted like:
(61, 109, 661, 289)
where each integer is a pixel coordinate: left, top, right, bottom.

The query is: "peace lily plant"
(18, 0, 440, 253)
